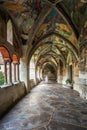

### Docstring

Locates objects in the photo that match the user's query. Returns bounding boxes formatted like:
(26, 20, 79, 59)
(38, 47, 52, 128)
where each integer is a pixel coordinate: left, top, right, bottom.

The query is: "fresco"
(62, 0, 87, 28)
(81, 20, 87, 41)
(3, 0, 45, 40)
(79, 46, 87, 72)
(36, 23, 50, 39)
(3, 0, 43, 13)
(35, 8, 77, 44)
(48, 0, 59, 3)
(2, 0, 79, 44)
(80, 0, 87, 3)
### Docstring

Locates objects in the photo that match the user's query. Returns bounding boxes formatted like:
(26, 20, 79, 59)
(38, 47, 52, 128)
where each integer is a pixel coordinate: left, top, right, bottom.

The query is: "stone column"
(14, 63, 16, 82)
(17, 63, 20, 81)
(40, 67, 43, 80)
(9, 60, 12, 83)
(35, 67, 37, 84)
(56, 65, 59, 83)
(4, 60, 7, 84)
(20, 58, 28, 90)
(39, 68, 42, 80)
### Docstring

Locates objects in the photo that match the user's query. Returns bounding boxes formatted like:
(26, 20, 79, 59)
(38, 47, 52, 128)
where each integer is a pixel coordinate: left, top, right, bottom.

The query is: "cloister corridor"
(0, 81, 87, 130)
(1, 1, 87, 129)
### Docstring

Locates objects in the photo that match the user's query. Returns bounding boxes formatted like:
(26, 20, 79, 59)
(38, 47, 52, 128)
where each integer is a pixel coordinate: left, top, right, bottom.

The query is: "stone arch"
(0, 6, 22, 57)
(12, 54, 20, 82)
(12, 54, 19, 63)
(41, 62, 57, 81)
(0, 46, 10, 60)
(0, 46, 11, 85)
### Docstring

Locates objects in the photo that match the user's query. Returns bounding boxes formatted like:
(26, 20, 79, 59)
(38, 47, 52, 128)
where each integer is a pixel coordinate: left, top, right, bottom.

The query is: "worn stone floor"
(0, 81, 87, 130)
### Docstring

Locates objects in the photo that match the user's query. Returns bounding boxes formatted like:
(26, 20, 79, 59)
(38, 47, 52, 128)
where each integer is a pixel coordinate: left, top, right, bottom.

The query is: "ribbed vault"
(0, 0, 87, 84)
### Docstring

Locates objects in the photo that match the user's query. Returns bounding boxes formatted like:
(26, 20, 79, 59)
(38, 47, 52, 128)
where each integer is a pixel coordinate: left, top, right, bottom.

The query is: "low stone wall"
(36, 78, 41, 85)
(79, 84, 87, 99)
(57, 75, 87, 99)
(73, 76, 87, 99)
(74, 83, 87, 99)
(29, 79, 36, 89)
(29, 79, 42, 90)
(0, 82, 26, 118)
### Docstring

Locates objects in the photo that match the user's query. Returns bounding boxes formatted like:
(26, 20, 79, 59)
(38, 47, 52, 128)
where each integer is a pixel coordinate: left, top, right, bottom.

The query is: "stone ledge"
(0, 82, 26, 118)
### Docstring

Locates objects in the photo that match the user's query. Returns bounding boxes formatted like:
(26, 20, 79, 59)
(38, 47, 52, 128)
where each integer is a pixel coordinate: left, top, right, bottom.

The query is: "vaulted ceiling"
(0, 0, 87, 68)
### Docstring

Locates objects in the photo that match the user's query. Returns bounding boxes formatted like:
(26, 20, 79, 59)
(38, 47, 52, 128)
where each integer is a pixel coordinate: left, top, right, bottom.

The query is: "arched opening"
(0, 46, 10, 86)
(29, 55, 36, 81)
(12, 54, 20, 82)
(0, 52, 4, 86)
(42, 63, 57, 82)
(7, 20, 13, 45)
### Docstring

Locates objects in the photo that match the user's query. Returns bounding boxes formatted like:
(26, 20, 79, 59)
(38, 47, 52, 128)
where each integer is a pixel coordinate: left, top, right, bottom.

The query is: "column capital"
(4, 59, 11, 64)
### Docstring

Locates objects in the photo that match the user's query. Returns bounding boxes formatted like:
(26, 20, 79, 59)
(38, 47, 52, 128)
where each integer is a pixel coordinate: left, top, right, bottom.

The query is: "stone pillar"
(9, 60, 12, 83)
(56, 67, 59, 83)
(35, 67, 37, 84)
(14, 63, 16, 82)
(35, 66, 41, 83)
(17, 63, 20, 81)
(20, 58, 28, 91)
(4, 60, 7, 84)
(39, 68, 41, 80)
(57, 64, 60, 83)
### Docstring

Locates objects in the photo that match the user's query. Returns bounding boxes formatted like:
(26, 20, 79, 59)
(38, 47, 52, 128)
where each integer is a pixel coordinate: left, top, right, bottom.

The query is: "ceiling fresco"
(3, 0, 45, 40)
(0, 0, 87, 67)
(37, 55, 58, 67)
(80, 19, 87, 42)
(61, 0, 87, 28)
(34, 8, 78, 49)
(32, 33, 78, 68)
(48, 0, 61, 3)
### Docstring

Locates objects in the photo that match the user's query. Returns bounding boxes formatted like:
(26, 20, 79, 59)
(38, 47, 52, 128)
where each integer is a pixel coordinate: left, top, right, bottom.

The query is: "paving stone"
(34, 127, 46, 130)
(47, 120, 87, 130)
(0, 82, 87, 130)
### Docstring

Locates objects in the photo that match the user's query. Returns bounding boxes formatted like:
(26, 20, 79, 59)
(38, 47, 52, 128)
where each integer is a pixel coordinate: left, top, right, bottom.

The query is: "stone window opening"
(4, 59, 12, 85)
(12, 54, 20, 83)
(7, 19, 13, 45)
(13, 63, 20, 83)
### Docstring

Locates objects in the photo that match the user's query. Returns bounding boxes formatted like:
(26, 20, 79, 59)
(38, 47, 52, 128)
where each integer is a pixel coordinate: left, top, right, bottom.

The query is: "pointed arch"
(12, 54, 19, 63)
(0, 46, 10, 59)
(7, 19, 13, 45)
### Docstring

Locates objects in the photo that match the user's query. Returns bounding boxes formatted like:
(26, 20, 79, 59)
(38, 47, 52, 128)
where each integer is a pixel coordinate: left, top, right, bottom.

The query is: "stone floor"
(0, 82, 87, 130)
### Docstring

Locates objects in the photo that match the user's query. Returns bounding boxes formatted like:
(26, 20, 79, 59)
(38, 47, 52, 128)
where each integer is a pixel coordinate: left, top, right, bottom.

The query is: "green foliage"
(0, 71, 4, 85)
(65, 78, 72, 84)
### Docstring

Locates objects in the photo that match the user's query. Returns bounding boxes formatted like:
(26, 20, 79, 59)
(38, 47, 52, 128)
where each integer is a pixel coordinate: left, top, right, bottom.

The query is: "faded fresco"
(3, 0, 44, 40)
(81, 20, 87, 41)
(2, 0, 84, 65)
(79, 46, 87, 72)
(62, 0, 87, 28)
(36, 9, 77, 44)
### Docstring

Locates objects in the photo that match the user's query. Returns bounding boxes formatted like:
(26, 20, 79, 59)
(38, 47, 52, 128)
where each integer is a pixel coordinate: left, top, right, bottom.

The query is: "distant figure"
(45, 75, 48, 83)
